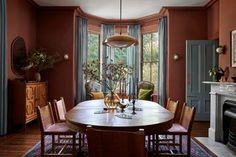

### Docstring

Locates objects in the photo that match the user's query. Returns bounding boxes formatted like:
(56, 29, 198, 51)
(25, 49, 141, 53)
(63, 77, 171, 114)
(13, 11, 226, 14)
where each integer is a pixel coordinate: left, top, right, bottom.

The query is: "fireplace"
(223, 100, 236, 153)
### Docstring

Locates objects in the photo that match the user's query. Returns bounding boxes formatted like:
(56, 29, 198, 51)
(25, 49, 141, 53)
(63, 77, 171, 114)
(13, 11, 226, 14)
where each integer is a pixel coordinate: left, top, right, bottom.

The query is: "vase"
(34, 72, 41, 82)
(214, 73, 223, 82)
(104, 91, 120, 109)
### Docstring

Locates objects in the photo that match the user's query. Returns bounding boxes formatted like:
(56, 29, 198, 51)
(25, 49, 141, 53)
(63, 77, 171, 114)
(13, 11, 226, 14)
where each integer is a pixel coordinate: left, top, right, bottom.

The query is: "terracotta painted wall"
(166, 8, 207, 121)
(207, 1, 219, 40)
(219, 0, 236, 79)
(37, 8, 76, 110)
(7, 0, 37, 79)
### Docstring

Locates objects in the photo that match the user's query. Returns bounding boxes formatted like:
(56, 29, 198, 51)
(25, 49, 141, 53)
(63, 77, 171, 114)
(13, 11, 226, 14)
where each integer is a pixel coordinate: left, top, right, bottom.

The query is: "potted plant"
(208, 66, 224, 82)
(26, 48, 59, 81)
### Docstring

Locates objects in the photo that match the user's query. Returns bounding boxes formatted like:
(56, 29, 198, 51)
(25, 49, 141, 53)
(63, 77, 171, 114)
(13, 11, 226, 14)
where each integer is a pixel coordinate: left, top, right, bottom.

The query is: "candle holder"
(132, 94, 136, 115)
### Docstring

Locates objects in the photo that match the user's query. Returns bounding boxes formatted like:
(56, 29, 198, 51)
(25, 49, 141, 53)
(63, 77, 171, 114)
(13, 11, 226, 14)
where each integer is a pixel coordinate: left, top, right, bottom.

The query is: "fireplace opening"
(223, 100, 236, 154)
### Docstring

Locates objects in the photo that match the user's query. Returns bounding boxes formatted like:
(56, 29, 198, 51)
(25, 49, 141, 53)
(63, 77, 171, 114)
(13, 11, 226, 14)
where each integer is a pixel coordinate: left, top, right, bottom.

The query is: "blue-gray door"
(186, 40, 218, 121)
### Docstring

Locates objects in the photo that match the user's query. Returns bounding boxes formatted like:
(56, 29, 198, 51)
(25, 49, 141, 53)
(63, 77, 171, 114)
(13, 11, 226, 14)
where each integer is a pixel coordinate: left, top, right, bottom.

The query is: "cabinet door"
(36, 83, 47, 107)
(26, 85, 37, 123)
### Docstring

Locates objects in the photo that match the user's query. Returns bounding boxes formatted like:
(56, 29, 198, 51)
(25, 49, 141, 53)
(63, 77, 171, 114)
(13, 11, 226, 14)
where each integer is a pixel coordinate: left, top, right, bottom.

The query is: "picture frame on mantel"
(231, 30, 236, 67)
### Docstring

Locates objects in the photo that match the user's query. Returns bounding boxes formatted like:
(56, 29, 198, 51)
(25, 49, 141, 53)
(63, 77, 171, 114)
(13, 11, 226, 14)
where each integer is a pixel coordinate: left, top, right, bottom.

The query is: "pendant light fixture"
(103, 0, 138, 49)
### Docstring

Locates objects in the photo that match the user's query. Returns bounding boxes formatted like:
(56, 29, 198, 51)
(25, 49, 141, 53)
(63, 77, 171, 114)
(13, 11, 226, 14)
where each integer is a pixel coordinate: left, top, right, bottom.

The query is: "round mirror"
(11, 37, 27, 76)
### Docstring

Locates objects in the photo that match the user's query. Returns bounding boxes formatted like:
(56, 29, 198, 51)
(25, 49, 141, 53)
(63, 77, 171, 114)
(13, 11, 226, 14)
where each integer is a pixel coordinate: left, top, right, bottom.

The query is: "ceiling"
(33, 0, 210, 19)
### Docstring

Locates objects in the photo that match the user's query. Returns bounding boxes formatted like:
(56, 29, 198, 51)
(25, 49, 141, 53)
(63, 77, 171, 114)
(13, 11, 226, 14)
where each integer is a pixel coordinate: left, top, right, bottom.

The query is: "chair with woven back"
(37, 102, 76, 156)
(86, 126, 148, 157)
(166, 98, 179, 122)
(53, 97, 84, 151)
(156, 103, 196, 156)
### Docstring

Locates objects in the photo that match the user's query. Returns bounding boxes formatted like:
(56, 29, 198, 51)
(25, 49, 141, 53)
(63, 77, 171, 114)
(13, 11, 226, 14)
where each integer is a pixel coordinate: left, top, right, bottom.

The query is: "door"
(186, 40, 218, 121)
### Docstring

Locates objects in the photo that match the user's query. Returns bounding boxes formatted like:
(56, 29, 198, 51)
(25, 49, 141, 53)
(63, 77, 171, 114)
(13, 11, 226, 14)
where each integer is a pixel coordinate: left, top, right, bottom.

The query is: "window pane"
(114, 48, 128, 64)
(88, 33, 99, 62)
(151, 63, 158, 91)
(152, 33, 159, 62)
(142, 32, 159, 92)
(142, 63, 151, 82)
(143, 34, 152, 62)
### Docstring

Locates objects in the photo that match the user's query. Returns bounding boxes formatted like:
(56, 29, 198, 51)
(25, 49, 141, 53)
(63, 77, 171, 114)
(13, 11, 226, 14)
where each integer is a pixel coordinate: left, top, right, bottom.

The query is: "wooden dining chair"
(37, 102, 77, 156)
(53, 97, 67, 122)
(147, 98, 179, 152)
(87, 126, 147, 157)
(166, 98, 179, 122)
(156, 103, 196, 156)
(53, 97, 84, 151)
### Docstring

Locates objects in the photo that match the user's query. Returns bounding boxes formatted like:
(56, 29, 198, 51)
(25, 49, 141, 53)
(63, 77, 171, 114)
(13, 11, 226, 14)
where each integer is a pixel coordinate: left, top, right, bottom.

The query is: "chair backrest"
(166, 98, 179, 118)
(179, 103, 196, 133)
(37, 102, 55, 132)
(85, 81, 104, 100)
(87, 126, 146, 157)
(138, 81, 154, 100)
(53, 97, 67, 122)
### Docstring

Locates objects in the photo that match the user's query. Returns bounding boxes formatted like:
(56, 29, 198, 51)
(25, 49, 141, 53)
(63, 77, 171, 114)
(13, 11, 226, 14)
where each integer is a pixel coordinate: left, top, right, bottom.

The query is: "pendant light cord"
(119, 0, 122, 35)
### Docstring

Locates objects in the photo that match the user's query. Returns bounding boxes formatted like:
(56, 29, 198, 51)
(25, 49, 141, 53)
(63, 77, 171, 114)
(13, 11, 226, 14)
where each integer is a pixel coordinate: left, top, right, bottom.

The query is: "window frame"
(141, 32, 159, 92)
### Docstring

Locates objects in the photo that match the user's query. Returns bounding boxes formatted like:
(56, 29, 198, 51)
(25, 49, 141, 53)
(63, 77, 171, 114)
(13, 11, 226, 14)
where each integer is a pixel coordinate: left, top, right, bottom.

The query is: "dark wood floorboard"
(0, 121, 209, 157)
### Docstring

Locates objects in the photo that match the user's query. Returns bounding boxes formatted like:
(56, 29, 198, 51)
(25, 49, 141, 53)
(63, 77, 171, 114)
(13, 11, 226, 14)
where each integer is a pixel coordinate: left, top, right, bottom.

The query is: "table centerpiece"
(83, 60, 132, 109)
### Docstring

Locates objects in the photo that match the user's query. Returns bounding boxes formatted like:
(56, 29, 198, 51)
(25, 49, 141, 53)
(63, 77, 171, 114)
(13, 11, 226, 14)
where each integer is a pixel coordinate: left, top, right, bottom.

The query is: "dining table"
(65, 99, 174, 134)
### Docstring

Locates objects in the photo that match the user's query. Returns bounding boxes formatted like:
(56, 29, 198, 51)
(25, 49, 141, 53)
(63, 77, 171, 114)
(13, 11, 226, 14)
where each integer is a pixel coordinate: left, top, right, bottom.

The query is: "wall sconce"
(216, 46, 225, 54)
(173, 53, 180, 60)
(63, 54, 69, 60)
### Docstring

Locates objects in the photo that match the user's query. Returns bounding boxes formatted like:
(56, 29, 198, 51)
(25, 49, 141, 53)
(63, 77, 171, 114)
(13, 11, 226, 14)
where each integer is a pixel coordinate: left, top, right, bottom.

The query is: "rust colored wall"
(7, 0, 37, 79)
(37, 8, 76, 110)
(219, 0, 236, 79)
(207, 1, 219, 40)
(166, 8, 207, 121)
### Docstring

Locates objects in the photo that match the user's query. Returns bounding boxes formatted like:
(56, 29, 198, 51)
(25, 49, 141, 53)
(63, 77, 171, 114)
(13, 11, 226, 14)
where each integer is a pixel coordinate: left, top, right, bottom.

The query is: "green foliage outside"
(142, 32, 159, 92)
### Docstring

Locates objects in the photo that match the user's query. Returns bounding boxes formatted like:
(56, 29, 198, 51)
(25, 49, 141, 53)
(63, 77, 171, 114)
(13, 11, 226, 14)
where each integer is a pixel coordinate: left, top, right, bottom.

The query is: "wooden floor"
(0, 121, 209, 157)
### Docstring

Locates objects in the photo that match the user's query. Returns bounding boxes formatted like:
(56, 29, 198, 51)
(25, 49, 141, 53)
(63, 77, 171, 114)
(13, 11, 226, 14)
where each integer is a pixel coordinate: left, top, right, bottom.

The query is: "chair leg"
(73, 134, 76, 157)
(41, 133, 44, 156)
(187, 135, 191, 157)
(155, 134, 159, 157)
(179, 135, 182, 153)
(52, 135, 55, 153)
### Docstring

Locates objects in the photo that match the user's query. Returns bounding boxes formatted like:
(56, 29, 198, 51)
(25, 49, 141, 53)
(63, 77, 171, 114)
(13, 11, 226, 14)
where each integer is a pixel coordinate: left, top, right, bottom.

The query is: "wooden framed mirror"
(11, 36, 27, 76)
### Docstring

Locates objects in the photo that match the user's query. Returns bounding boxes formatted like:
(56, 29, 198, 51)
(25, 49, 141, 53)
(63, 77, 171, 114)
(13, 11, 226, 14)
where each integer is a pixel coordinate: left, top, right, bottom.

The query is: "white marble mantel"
(203, 81, 236, 142)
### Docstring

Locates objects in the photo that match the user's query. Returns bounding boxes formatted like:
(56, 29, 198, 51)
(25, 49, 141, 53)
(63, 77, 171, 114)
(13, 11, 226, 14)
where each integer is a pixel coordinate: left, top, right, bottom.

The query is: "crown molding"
(205, 0, 218, 8)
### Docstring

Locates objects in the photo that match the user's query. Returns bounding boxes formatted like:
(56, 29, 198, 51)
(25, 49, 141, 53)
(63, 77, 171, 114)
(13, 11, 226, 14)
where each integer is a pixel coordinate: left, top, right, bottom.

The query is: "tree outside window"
(142, 32, 159, 92)
(88, 32, 100, 62)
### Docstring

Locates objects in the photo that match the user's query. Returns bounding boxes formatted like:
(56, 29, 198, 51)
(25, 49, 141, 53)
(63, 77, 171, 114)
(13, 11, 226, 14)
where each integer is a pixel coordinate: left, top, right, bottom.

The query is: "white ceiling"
(33, 0, 210, 19)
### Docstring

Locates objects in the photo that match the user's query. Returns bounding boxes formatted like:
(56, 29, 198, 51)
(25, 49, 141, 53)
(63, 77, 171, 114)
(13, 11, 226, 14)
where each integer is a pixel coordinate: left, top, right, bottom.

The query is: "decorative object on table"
(83, 60, 132, 109)
(132, 97, 136, 114)
(208, 66, 224, 82)
(118, 102, 128, 113)
(26, 48, 60, 81)
(231, 30, 236, 67)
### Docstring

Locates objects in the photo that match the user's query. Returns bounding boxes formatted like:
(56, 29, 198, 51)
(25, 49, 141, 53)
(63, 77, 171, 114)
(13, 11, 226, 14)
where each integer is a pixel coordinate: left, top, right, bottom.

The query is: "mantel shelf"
(203, 81, 236, 85)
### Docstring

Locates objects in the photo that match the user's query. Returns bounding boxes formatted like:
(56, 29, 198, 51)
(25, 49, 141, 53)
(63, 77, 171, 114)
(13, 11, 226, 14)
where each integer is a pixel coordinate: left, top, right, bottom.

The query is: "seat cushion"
(138, 89, 153, 100)
(45, 122, 75, 134)
(90, 91, 104, 99)
(167, 123, 187, 133)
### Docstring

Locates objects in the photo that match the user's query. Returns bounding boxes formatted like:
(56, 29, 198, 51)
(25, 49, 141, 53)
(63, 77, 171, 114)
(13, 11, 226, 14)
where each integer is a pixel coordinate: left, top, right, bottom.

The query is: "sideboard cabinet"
(8, 80, 47, 132)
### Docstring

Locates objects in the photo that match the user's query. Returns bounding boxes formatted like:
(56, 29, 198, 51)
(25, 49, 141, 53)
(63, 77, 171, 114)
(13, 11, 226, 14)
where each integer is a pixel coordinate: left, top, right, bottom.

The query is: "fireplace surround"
(203, 81, 236, 142)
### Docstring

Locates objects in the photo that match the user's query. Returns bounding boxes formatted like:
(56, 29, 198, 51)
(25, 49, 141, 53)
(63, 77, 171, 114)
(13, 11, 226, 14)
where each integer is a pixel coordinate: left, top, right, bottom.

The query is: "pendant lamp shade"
(103, 0, 138, 49)
(103, 34, 138, 48)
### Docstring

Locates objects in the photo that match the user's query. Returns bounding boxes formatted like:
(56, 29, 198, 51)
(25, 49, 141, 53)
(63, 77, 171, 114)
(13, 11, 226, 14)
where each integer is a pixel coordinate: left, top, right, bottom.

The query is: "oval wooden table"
(66, 99, 174, 134)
